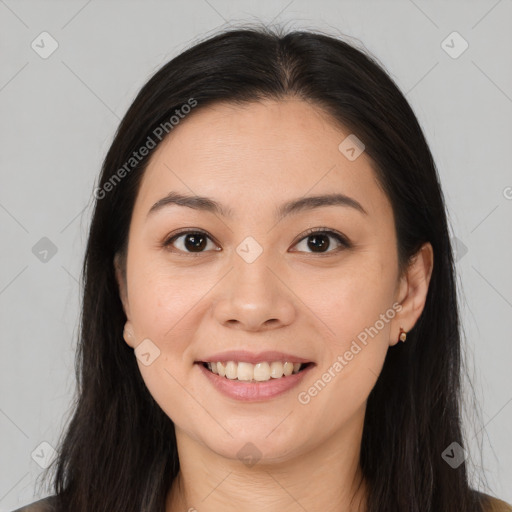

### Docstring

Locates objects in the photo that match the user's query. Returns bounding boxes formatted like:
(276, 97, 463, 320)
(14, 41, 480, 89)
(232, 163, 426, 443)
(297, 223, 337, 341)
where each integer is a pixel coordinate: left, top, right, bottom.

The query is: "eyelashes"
(162, 227, 351, 257)
(291, 227, 350, 254)
(163, 230, 220, 255)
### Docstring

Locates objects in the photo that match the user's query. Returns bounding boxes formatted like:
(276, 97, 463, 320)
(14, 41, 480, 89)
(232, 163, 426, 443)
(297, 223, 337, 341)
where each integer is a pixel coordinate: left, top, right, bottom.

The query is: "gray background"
(1, 0, 511, 509)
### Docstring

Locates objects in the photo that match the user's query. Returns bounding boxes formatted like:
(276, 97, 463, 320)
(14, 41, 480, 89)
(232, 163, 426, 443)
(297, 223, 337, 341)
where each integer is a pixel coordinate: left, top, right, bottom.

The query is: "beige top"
(11, 492, 512, 511)
(487, 495, 512, 512)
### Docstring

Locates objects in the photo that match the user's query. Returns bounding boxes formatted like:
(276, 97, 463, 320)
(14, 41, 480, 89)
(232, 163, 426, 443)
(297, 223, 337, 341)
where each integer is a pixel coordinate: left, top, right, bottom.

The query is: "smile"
(196, 361, 315, 401)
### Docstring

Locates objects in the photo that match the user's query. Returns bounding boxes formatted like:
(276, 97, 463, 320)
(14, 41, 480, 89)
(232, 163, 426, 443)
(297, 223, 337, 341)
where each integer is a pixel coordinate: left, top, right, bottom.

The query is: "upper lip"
(196, 350, 313, 364)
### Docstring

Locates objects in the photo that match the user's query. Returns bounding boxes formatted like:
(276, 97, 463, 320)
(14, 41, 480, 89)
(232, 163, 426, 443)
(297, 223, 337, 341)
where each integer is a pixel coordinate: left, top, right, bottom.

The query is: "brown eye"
(292, 229, 350, 254)
(164, 230, 219, 254)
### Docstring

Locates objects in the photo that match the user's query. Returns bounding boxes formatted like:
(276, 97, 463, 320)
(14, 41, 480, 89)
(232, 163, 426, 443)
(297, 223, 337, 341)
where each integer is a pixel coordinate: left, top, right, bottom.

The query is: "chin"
(202, 428, 306, 466)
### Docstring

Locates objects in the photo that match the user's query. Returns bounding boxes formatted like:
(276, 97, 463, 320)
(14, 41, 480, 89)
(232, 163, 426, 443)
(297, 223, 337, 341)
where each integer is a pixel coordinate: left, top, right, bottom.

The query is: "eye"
(291, 228, 350, 255)
(163, 230, 219, 255)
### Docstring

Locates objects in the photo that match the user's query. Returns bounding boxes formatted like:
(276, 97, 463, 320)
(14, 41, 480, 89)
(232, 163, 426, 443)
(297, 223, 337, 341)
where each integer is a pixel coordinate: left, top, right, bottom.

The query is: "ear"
(122, 321, 136, 349)
(114, 252, 137, 348)
(390, 242, 434, 346)
(114, 251, 130, 319)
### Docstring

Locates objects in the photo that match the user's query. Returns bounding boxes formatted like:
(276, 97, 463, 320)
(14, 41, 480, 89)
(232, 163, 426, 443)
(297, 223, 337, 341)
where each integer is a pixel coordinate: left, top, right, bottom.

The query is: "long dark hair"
(38, 23, 493, 511)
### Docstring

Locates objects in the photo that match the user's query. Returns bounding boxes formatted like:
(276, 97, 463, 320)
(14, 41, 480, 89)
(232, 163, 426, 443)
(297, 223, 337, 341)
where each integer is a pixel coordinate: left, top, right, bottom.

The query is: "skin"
(114, 97, 433, 512)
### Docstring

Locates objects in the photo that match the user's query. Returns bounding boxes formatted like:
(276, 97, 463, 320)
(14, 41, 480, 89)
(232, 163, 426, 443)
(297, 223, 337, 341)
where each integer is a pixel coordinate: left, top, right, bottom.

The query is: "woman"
(14, 25, 511, 512)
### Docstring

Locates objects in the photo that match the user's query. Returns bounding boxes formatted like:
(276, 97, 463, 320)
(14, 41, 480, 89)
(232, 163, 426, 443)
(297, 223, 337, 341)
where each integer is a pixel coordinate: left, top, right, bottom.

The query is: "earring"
(399, 327, 407, 343)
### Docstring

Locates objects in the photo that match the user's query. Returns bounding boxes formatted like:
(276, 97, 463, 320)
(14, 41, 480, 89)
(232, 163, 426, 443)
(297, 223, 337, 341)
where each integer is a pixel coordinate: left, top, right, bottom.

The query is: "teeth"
(237, 362, 253, 381)
(225, 361, 237, 379)
(205, 361, 304, 381)
(254, 362, 271, 381)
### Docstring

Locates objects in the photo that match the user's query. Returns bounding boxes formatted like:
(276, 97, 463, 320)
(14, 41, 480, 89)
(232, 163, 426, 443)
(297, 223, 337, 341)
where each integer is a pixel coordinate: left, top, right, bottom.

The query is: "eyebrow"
(147, 191, 368, 221)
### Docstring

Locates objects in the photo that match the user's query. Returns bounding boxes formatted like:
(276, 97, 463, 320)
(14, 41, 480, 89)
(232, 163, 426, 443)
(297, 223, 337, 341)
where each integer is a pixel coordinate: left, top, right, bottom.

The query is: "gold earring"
(399, 327, 407, 343)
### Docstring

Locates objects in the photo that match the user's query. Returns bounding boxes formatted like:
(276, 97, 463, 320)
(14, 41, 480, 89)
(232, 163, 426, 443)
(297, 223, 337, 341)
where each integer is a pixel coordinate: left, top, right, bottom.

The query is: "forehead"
(133, 98, 390, 221)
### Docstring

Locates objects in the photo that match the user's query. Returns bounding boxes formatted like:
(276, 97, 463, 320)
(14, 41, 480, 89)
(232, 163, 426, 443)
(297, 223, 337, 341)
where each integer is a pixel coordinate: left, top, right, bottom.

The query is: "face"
(115, 98, 428, 464)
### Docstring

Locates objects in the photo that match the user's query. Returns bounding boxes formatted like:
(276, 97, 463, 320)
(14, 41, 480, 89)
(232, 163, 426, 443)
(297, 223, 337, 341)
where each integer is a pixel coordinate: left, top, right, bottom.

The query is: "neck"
(166, 408, 368, 512)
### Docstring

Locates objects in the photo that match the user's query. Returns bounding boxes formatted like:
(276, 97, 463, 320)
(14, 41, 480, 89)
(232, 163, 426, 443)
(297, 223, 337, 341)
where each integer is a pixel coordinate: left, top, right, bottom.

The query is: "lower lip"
(196, 362, 314, 402)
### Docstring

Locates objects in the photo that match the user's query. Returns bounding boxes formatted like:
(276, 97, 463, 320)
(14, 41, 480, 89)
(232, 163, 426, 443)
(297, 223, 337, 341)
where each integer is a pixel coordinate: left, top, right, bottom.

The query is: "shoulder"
(10, 495, 57, 512)
(480, 493, 512, 512)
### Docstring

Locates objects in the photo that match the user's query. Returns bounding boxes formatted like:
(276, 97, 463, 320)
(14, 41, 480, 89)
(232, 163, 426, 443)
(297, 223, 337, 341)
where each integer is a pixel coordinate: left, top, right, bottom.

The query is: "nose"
(212, 254, 296, 332)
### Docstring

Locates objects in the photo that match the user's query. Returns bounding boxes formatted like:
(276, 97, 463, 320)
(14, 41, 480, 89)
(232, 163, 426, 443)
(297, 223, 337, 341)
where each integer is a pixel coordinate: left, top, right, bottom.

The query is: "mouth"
(195, 360, 316, 401)
(198, 360, 314, 382)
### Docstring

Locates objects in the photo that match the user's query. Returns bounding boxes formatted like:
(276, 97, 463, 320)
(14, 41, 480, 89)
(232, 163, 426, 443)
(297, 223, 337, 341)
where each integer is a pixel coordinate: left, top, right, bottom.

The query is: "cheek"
(296, 285, 392, 435)
(294, 255, 395, 409)
(128, 261, 210, 343)
(302, 256, 395, 347)
(128, 268, 203, 421)
(125, 264, 218, 411)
